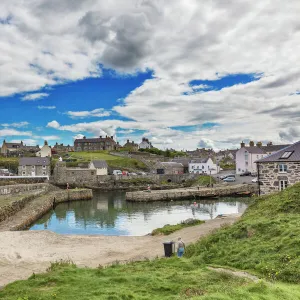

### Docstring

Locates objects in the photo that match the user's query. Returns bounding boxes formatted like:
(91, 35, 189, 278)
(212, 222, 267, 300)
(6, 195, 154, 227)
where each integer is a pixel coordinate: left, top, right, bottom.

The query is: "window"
(42, 172, 46, 175)
(257, 155, 259, 159)
(280, 180, 288, 190)
(280, 151, 293, 159)
(245, 151, 248, 161)
(32, 165, 35, 169)
(22, 165, 25, 169)
(42, 165, 46, 169)
(279, 164, 287, 173)
(245, 162, 248, 166)
(238, 168, 241, 172)
(22, 171, 26, 175)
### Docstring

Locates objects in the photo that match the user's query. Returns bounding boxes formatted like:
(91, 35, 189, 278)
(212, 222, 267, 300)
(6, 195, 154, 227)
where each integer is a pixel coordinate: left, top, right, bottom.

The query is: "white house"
(89, 160, 108, 175)
(236, 141, 290, 175)
(189, 158, 219, 175)
(36, 141, 52, 157)
(139, 137, 152, 149)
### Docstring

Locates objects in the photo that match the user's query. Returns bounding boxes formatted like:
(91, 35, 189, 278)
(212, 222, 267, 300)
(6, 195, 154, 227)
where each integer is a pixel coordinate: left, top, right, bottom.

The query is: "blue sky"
(1, 0, 299, 150)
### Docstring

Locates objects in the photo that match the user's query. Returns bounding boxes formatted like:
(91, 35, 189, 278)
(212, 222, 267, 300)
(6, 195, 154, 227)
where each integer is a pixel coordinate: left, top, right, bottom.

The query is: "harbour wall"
(0, 183, 51, 196)
(126, 184, 257, 202)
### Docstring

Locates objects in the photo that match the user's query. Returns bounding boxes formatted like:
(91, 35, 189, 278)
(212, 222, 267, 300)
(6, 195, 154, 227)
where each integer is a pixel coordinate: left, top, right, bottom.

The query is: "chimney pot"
(240, 141, 245, 148)
(249, 141, 254, 147)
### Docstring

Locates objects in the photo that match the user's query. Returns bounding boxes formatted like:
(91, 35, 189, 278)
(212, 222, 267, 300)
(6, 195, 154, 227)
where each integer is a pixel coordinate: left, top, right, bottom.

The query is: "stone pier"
(126, 184, 256, 201)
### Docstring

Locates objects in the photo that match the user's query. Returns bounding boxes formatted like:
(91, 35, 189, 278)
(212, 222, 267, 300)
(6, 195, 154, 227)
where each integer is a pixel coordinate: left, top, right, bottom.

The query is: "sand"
(0, 214, 240, 287)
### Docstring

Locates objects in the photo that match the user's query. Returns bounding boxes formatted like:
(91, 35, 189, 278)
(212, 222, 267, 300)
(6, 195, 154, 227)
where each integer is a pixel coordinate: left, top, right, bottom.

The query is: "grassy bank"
(2, 259, 300, 300)
(186, 183, 300, 283)
(152, 219, 204, 235)
(1, 184, 300, 299)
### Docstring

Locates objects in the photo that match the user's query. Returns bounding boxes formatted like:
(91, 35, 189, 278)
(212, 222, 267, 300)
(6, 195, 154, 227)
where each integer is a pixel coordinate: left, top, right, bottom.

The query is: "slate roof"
(190, 158, 210, 163)
(74, 137, 116, 143)
(91, 160, 108, 169)
(256, 142, 300, 163)
(261, 144, 291, 153)
(5, 143, 22, 148)
(159, 162, 184, 168)
(244, 146, 266, 154)
(171, 158, 190, 167)
(19, 157, 50, 166)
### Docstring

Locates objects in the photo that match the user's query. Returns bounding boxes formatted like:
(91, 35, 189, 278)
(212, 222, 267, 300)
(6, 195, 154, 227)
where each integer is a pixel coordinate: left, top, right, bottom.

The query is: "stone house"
(123, 140, 139, 151)
(89, 160, 108, 175)
(171, 158, 190, 173)
(74, 135, 119, 152)
(18, 157, 51, 177)
(36, 141, 52, 157)
(156, 162, 184, 174)
(139, 137, 153, 149)
(256, 141, 300, 195)
(189, 158, 219, 175)
(53, 142, 74, 153)
(1, 140, 39, 156)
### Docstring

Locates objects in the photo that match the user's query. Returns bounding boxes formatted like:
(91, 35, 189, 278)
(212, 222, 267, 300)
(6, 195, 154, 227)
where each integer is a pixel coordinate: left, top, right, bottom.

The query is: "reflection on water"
(29, 190, 248, 236)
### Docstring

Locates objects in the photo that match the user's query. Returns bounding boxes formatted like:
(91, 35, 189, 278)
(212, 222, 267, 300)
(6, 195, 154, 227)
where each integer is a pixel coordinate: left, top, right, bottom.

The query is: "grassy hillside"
(66, 151, 148, 171)
(1, 184, 300, 299)
(186, 183, 300, 283)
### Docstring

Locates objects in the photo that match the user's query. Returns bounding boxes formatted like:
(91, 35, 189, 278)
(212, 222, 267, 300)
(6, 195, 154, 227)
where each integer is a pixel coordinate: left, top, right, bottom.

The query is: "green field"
(1, 183, 300, 299)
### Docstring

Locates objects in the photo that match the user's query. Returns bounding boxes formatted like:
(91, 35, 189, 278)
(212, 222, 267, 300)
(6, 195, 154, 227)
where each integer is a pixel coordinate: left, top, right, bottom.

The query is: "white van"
(113, 170, 122, 175)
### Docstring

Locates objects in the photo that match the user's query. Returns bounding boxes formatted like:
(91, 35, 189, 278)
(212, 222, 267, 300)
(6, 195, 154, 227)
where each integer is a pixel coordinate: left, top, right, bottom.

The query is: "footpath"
(0, 214, 240, 287)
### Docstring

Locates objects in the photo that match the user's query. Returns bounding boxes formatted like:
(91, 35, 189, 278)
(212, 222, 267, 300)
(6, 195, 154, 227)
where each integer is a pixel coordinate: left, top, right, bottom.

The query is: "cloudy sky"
(1, 0, 300, 150)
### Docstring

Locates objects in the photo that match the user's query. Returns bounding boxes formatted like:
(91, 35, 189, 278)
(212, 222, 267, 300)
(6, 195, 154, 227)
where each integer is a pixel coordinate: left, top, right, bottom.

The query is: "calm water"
(29, 191, 249, 236)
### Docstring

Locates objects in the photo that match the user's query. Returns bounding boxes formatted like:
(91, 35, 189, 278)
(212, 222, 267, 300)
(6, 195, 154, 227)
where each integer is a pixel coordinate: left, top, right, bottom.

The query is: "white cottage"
(36, 141, 52, 157)
(189, 158, 219, 175)
(89, 160, 108, 175)
(139, 137, 152, 149)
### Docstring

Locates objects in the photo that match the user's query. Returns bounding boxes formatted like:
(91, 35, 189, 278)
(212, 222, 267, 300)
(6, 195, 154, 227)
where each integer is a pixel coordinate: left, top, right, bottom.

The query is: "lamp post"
(209, 167, 212, 187)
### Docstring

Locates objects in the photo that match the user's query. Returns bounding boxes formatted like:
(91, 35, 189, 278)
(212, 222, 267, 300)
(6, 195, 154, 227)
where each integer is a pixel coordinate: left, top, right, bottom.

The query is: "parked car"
(221, 174, 235, 180)
(137, 172, 146, 175)
(223, 177, 236, 182)
(252, 177, 258, 183)
(251, 172, 258, 177)
(113, 170, 122, 175)
(240, 171, 252, 176)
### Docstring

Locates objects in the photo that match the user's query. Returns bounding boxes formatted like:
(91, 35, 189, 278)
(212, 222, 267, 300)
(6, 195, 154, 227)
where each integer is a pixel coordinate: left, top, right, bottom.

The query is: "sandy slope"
(0, 214, 240, 287)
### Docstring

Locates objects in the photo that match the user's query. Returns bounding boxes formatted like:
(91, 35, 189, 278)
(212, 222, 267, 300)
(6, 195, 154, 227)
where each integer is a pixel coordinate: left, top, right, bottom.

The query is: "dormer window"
(280, 151, 293, 159)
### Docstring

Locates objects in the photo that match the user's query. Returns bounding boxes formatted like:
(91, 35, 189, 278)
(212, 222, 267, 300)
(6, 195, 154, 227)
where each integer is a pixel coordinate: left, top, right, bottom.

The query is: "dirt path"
(0, 214, 240, 287)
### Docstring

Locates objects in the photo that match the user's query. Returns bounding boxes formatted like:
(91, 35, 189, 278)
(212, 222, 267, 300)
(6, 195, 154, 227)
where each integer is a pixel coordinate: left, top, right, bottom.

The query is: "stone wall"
(126, 184, 256, 201)
(0, 177, 49, 186)
(0, 183, 50, 195)
(258, 162, 300, 195)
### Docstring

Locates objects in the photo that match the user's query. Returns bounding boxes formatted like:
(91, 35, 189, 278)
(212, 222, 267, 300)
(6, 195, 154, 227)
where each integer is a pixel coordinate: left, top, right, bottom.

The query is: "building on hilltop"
(1, 140, 39, 156)
(139, 137, 153, 149)
(123, 140, 139, 152)
(36, 141, 52, 157)
(18, 157, 50, 177)
(53, 142, 74, 153)
(256, 141, 300, 195)
(89, 160, 108, 175)
(236, 141, 290, 175)
(186, 148, 215, 158)
(74, 135, 119, 152)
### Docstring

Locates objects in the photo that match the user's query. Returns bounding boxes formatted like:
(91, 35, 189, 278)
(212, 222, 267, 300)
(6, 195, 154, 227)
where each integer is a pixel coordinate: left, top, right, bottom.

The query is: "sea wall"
(0, 177, 49, 186)
(0, 183, 51, 196)
(0, 189, 93, 231)
(126, 184, 257, 202)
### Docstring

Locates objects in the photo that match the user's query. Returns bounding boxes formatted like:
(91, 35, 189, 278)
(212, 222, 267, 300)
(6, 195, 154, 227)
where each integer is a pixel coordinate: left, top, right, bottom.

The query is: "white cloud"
(1, 121, 29, 128)
(65, 108, 110, 119)
(47, 120, 60, 129)
(73, 134, 85, 140)
(21, 93, 49, 101)
(38, 105, 56, 110)
(0, 129, 32, 137)
(1, 0, 300, 149)
(40, 135, 60, 141)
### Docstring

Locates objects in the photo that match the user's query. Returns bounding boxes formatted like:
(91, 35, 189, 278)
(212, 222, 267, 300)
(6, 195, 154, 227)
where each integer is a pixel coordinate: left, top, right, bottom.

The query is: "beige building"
(1, 140, 39, 156)
(89, 160, 108, 175)
(123, 140, 139, 151)
(74, 135, 119, 152)
(156, 162, 184, 175)
(36, 141, 52, 157)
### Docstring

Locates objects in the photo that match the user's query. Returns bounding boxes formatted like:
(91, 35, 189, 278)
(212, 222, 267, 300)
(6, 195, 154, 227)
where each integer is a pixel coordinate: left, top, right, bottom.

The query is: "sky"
(1, 0, 300, 150)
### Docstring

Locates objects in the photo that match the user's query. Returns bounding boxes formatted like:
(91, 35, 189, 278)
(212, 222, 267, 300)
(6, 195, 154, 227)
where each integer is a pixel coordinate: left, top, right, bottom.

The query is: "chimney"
(127, 139, 129, 143)
(267, 141, 273, 146)
(249, 141, 254, 147)
(256, 141, 262, 147)
(83, 136, 86, 139)
(111, 136, 113, 139)
(44, 140, 48, 146)
(240, 141, 245, 148)
(100, 136, 102, 139)
(21, 141, 23, 146)
(132, 141, 134, 144)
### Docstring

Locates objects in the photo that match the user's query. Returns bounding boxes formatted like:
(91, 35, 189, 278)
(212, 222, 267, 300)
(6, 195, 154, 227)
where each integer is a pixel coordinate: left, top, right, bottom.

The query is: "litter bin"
(163, 241, 175, 257)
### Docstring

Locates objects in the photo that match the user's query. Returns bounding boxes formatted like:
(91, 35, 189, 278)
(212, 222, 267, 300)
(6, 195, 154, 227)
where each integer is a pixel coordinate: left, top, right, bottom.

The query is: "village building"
(123, 140, 139, 152)
(36, 141, 52, 157)
(74, 135, 119, 152)
(1, 140, 39, 156)
(89, 160, 108, 175)
(18, 157, 51, 177)
(186, 148, 215, 158)
(156, 162, 184, 175)
(256, 141, 300, 195)
(53, 142, 74, 153)
(236, 141, 290, 175)
(139, 137, 153, 149)
(171, 158, 190, 173)
(188, 158, 219, 175)
(215, 149, 237, 163)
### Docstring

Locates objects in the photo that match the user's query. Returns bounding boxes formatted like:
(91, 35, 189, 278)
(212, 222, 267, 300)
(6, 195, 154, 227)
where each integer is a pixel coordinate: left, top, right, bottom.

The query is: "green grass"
(185, 175, 216, 187)
(151, 219, 205, 235)
(0, 157, 18, 173)
(67, 151, 148, 171)
(2, 184, 300, 299)
(186, 183, 300, 283)
(2, 259, 300, 300)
